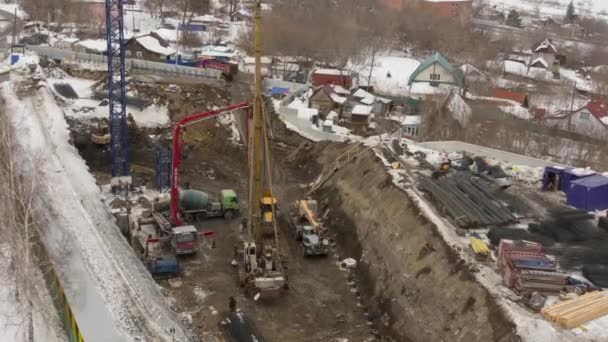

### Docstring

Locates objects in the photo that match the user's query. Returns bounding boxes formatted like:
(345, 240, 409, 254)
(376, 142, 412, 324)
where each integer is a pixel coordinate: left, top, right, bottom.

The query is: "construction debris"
(419, 172, 517, 228)
(541, 291, 608, 329)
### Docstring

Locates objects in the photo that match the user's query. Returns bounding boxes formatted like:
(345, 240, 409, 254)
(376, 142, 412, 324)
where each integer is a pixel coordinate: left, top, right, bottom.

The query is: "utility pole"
(367, 50, 375, 90)
(10, 8, 17, 54)
(568, 82, 576, 131)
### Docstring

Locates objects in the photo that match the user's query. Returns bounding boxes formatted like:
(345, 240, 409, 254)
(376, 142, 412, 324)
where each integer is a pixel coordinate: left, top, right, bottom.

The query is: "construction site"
(3, 1, 608, 342)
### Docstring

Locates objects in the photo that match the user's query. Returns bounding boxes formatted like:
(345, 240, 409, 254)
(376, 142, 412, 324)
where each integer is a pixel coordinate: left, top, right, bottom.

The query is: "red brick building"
(422, 0, 473, 24)
(311, 69, 353, 89)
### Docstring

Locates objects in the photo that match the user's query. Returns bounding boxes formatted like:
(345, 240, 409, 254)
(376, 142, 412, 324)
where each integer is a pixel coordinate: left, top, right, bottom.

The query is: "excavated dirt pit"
(65, 72, 519, 341)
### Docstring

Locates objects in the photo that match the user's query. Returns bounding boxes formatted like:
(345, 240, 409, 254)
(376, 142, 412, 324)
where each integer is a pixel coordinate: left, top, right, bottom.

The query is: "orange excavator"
(290, 199, 329, 257)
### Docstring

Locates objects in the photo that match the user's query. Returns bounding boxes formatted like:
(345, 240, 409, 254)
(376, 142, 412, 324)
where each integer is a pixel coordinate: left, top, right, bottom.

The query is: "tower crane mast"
(105, 0, 130, 186)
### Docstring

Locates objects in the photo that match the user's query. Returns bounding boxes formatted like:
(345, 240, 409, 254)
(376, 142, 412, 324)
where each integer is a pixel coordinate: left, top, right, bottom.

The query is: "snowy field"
(350, 54, 453, 97)
(486, 0, 608, 18)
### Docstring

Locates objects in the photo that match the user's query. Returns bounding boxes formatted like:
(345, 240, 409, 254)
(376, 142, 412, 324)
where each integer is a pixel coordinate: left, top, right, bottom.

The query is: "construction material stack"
(542, 291, 608, 329)
(498, 239, 568, 294)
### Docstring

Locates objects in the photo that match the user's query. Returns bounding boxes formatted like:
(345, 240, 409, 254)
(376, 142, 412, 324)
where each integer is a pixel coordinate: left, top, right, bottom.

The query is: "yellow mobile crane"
(291, 199, 330, 257)
(235, 0, 287, 298)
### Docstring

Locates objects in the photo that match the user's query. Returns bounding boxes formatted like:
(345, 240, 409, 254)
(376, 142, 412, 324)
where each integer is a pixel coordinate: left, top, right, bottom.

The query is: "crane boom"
(170, 103, 249, 226)
(248, 0, 264, 244)
(299, 200, 321, 233)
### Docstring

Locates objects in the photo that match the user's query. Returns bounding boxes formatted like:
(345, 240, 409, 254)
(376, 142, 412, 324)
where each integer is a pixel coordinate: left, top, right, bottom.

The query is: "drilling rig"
(235, 0, 288, 298)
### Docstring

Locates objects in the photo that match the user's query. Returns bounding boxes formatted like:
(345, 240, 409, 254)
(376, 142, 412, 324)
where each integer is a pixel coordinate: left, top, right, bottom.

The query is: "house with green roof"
(408, 52, 462, 88)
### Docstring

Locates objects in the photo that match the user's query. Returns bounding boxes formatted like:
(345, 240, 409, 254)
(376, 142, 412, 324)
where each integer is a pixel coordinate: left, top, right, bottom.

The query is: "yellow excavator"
(290, 199, 329, 257)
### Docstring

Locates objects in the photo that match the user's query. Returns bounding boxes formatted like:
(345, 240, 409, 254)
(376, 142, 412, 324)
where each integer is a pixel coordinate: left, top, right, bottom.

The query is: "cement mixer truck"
(179, 189, 240, 222)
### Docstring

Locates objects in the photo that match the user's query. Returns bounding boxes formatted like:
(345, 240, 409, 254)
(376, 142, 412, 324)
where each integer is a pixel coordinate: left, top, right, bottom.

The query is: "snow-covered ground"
(46, 76, 170, 127)
(4, 60, 191, 341)
(0, 245, 66, 342)
(351, 53, 456, 97)
(486, 0, 608, 19)
(500, 104, 532, 119)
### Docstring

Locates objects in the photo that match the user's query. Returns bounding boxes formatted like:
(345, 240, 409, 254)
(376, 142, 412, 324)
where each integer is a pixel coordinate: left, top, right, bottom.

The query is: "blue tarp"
(178, 24, 206, 32)
(566, 175, 608, 211)
(271, 87, 289, 95)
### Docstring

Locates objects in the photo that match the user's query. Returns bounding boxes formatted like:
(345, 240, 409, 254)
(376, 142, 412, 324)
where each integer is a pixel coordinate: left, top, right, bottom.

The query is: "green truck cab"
(180, 189, 240, 222)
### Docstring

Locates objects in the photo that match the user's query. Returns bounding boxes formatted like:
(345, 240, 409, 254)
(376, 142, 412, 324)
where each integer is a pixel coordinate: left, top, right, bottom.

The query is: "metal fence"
(27, 45, 222, 79)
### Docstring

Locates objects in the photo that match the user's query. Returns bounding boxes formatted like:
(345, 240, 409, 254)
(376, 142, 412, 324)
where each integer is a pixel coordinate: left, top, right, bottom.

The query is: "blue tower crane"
(105, 0, 130, 186)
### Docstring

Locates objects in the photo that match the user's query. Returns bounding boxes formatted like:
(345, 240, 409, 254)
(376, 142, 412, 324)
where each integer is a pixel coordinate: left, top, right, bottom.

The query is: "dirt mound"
(314, 146, 518, 342)
(53, 83, 78, 98)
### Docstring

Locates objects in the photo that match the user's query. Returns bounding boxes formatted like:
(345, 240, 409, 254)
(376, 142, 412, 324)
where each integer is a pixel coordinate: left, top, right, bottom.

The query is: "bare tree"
(227, 0, 239, 22)
(144, 0, 167, 18)
(0, 98, 63, 341)
(177, 0, 210, 46)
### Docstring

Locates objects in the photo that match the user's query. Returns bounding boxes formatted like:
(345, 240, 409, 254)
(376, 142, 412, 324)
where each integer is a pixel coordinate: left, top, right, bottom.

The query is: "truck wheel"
(196, 213, 206, 221)
(184, 214, 194, 223)
(224, 210, 234, 220)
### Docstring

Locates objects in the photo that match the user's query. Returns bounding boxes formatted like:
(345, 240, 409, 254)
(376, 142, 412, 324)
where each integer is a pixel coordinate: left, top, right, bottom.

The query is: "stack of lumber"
(498, 239, 566, 294)
(541, 291, 608, 329)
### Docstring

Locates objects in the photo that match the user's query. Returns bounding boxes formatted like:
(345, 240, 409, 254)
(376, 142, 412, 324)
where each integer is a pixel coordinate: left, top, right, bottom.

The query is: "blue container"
(561, 168, 595, 193)
(10, 54, 20, 65)
(566, 175, 608, 211)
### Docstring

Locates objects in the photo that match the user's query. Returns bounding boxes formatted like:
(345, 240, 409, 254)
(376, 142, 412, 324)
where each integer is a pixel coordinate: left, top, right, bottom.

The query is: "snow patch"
(216, 113, 241, 145)
(500, 105, 532, 120)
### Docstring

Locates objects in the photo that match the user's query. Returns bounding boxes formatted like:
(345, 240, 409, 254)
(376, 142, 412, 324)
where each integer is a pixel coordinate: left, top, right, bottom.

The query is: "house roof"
(580, 98, 608, 121)
(242, 56, 272, 64)
(533, 38, 557, 53)
(530, 57, 549, 69)
(353, 88, 392, 104)
(331, 85, 350, 95)
(491, 88, 529, 107)
(75, 39, 107, 52)
(408, 52, 461, 86)
(314, 68, 347, 76)
(459, 64, 485, 79)
(351, 105, 373, 116)
(135, 35, 174, 56)
(401, 115, 421, 125)
(318, 84, 347, 104)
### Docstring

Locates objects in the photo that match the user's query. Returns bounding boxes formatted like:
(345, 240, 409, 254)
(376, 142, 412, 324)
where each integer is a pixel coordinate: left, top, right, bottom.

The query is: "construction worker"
(229, 296, 237, 313)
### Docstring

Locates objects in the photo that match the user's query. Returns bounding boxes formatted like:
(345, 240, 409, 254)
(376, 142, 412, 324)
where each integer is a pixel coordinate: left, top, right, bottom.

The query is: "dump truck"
(179, 189, 240, 222)
(290, 200, 329, 257)
(136, 211, 201, 256)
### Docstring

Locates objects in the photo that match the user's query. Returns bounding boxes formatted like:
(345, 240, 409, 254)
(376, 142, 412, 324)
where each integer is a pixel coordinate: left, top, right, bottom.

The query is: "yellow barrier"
(37, 240, 85, 342)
